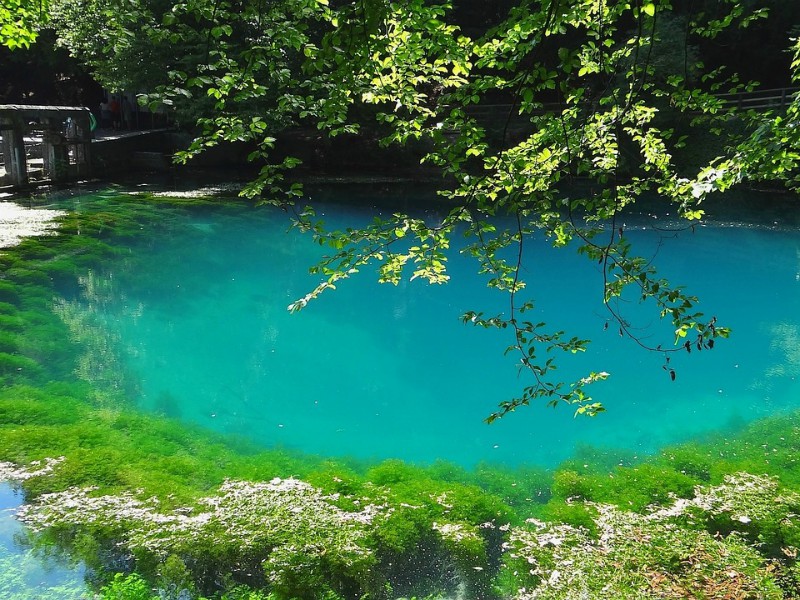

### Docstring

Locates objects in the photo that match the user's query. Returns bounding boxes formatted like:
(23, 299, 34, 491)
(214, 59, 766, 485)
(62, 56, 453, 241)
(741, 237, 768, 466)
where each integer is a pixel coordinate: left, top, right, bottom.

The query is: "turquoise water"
(70, 188, 800, 468)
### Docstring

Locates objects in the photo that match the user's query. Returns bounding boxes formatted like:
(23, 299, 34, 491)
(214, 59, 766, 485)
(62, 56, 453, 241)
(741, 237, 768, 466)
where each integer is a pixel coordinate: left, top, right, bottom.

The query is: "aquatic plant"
(3, 369, 800, 598)
(10, 449, 517, 598)
(18, 477, 382, 598)
(100, 573, 156, 600)
(467, 463, 553, 516)
(10, 442, 800, 600)
(686, 473, 800, 561)
(502, 474, 791, 599)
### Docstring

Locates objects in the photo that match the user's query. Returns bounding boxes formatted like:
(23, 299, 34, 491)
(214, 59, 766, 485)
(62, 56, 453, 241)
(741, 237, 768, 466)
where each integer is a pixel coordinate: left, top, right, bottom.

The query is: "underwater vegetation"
(6, 423, 800, 600)
(0, 190, 800, 598)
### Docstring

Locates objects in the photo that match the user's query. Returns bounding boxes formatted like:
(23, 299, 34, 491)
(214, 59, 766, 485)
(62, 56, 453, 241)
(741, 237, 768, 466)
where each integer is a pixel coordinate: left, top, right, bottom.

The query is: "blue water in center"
(79, 188, 800, 468)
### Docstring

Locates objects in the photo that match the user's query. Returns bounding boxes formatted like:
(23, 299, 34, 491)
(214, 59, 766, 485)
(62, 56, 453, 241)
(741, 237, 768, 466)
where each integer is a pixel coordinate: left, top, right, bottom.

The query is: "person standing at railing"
(109, 96, 121, 130)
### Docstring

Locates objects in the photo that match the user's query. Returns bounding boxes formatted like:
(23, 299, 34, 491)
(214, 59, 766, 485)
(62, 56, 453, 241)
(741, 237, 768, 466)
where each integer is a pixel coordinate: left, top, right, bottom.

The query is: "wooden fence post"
(0, 116, 29, 187)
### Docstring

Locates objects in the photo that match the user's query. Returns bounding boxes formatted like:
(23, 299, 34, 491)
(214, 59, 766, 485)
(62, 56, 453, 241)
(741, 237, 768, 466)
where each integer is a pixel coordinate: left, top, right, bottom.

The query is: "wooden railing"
(463, 87, 800, 121)
(716, 87, 799, 111)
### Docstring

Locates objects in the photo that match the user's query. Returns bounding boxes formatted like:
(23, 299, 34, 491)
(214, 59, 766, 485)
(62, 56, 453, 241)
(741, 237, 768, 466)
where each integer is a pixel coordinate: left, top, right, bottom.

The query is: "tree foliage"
(40, 0, 800, 417)
(0, 0, 47, 49)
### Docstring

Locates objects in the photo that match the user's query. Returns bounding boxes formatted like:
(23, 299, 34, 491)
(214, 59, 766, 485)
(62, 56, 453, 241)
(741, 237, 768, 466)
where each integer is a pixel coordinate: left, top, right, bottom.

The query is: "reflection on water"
(57, 191, 800, 468)
(0, 203, 64, 249)
(764, 323, 800, 380)
(53, 271, 141, 408)
(0, 484, 87, 599)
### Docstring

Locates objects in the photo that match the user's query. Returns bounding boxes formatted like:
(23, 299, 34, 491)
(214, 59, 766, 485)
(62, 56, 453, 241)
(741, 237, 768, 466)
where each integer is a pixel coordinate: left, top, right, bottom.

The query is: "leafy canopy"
(43, 0, 800, 417)
(0, 0, 47, 48)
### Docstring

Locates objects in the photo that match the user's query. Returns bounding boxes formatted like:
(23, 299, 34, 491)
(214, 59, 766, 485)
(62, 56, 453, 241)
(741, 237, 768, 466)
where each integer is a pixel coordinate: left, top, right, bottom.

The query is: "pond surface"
(59, 185, 800, 468)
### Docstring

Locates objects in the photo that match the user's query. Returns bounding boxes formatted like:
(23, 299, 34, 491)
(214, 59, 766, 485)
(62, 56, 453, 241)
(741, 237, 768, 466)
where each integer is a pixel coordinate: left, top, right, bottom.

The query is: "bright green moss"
(0, 331, 20, 353)
(0, 352, 41, 379)
(100, 573, 156, 600)
(16, 239, 62, 261)
(469, 462, 552, 515)
(4, 267, 52, 287)
(305, 463, 366, 499)
(502, 478, 788, 600)
(0, 385, 90, 425)
(0, 314, 24, 332)
(0, 281, 22, 305)
(0, 302, 18, 315)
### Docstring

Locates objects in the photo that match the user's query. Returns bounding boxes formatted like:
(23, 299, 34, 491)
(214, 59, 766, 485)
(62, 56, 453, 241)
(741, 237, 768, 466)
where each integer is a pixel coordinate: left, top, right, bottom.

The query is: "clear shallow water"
(68, 188, 800, 468)
(0, 484, 87, 599)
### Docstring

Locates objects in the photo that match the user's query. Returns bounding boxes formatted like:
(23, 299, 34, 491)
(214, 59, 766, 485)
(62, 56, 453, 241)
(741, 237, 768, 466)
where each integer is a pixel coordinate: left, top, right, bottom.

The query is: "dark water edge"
(0, 181, 799, 599)
(8, 166, 799, 225)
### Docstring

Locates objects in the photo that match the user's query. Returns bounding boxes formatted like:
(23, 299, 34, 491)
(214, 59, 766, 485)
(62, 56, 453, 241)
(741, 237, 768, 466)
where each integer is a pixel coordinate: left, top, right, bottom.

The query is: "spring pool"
(56, 185, 800, 468)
